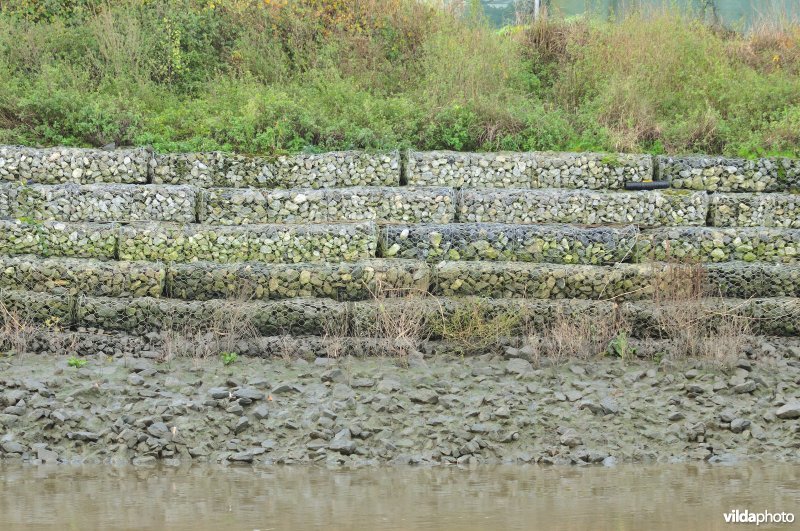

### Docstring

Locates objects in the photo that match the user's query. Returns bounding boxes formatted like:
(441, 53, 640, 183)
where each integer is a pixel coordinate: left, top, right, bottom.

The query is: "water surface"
(1, 463, 798, 530)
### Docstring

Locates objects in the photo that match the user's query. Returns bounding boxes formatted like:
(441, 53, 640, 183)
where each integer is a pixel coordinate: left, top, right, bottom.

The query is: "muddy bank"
(1, 344, 799, 468)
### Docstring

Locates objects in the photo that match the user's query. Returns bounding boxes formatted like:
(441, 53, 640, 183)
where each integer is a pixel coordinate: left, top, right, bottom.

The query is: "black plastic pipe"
(625, 181, 671, 190)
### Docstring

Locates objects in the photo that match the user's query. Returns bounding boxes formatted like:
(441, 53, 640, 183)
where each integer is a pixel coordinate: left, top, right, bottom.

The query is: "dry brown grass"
(381, 303, 428, 357)
(160, 300, 258, 366)
(513, 260, 754, 366)
(650, 261, 751, 366)
(432, 298, 520, 355)
(520, 11, 583, 64)
(367, 297, 430, 358)
(732, 6, 800, 75)
(321, 306, 349, 359)
(0, 254, 762, 367)
(0, 301, 81, 359)
(521, 306, 627, 365)
(345, 279, 433, 358)
(0, 300, 35, 356)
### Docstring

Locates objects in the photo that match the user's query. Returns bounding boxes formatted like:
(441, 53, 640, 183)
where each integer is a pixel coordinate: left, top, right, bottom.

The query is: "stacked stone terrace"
(0, 145, 798, 346)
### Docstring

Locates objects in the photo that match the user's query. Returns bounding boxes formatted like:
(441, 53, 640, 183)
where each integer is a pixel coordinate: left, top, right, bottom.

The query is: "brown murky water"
(1, 463, 798, 530)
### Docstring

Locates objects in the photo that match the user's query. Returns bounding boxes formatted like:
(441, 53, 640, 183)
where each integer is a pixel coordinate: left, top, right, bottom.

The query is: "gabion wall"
(458, 189, 708, 227)
(432, 262, 662, 300)
(349, 297, 619, 339)
(152, 152, 266, 188)
(660, 155, 799, 192)
(270, 151, 400, 188)
(0, 146, 151, 185)
(0, 255, 164, 298)
(709, 193, 800, 228)
(0, 185, 14, 218)
(531, 152, 651, 189)
(2, 183, 197, 223)
(622, 297, 800, 337)
(635, 227, 800, 263)
(153, 151, 399, 188)
(2, 146, 798, 193)
(705, 262, 800, 298)
(201, 186, 456, 224)
(406, 151, 651, 189)
(1, 144, 800, 345)
(0, 220, 118, 259)
(118, 222, 377, 263)
(165, 259, 429, 301)
(2, 288, 798, 339)
(432, 261, 800, 300)
(2, 253, 796, 303)
(0, 289, 74, 326)
(0, 221, 380, 264)
(381, 223, 639, 264)
(781, 158, 800, 190)
(74, 296, 345, 336)
(406, 151, 535, 188)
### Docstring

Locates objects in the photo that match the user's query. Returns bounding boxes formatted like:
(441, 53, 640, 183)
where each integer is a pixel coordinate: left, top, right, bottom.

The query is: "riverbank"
(2, 341, 798, 468)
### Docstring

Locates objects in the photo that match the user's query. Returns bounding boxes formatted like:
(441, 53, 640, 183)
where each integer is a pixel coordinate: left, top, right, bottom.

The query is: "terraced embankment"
(0, 146, 799, 466)
(1, 147, 798, 340)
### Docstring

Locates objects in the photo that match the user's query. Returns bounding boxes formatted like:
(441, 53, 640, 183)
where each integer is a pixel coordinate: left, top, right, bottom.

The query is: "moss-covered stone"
(0, 255, 164, 298)
(458, 189, 708, 227)
(0, 220, 118, 260)
(118, 222, 377, 264)
(382, 223, 639, 264)
(5, 183, 197, 223)
(0, 146, 152, 185)
(635, 227, 800, 263)
(709, 192, 800, 228)
(166, 259, 429, 301)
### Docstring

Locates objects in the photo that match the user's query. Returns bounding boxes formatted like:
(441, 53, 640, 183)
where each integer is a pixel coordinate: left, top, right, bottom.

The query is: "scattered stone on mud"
(559, 429, 583, 449)
(208, 387, 230, 400)
(732, 380, 758, 394)
(234, 417, 250, 434)
(776, 402, 800, 419)
(1, 441, 25, 454)
(329, 429, 357, 455)
(67, 432, 100, 442)
(730, 418, 751, 433)
(234, 388, 265, 402)
(410, 389, 439, 404)
(0, 341, 798, 468)
(505, 358, 532, 377)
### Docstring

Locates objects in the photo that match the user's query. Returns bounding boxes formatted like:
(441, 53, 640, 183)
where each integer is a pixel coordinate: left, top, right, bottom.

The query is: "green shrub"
(0, 1, 798, 156)
(67, 356, 87, 369)
(220, 351, 238, 366)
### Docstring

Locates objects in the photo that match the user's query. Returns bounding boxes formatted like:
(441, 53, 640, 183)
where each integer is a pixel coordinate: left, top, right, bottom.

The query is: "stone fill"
(0, 145, 797, 348)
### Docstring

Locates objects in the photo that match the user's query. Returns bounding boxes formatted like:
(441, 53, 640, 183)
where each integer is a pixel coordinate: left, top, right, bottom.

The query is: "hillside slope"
(0, 0, 798, 157)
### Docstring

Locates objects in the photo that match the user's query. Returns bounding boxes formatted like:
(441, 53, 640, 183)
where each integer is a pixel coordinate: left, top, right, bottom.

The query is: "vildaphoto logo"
(723, 509, 795, 525)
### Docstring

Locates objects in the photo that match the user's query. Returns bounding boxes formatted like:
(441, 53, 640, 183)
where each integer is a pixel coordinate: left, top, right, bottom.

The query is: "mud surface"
(1, 343, 799, 467)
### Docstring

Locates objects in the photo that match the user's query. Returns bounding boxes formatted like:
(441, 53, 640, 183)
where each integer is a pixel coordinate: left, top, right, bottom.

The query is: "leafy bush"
(67, 356, 87, 369)
(0, 1, 798, 156)
(220, 351, 238, 366)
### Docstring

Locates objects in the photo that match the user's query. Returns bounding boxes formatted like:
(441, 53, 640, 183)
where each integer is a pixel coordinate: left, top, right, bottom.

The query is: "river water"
(1, 463, 798, 530)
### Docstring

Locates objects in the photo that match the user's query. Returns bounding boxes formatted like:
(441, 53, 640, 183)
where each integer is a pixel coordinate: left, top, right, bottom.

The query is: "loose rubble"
(1, 345, 798, 468)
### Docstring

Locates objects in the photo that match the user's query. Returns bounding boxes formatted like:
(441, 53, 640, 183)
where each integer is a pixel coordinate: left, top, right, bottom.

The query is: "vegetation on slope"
(0, 0, 798, 157)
